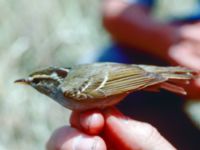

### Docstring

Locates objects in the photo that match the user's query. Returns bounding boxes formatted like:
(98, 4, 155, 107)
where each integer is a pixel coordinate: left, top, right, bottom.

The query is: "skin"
(46, 107, 176, 150)
(47, 1, 200, 149)
(102, 0, 200, 99)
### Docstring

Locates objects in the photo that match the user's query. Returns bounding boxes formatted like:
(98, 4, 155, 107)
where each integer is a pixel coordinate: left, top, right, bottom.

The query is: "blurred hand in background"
(102, 0, 200, 99)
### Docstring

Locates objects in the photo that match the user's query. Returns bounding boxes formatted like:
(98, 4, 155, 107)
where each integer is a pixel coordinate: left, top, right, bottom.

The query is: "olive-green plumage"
(15, 62, 195, 110)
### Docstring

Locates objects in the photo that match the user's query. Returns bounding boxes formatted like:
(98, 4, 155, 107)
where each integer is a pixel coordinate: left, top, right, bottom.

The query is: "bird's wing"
(61, 63, 166, 100)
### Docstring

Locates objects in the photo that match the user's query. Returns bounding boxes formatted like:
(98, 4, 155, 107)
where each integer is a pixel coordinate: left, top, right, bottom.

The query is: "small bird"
(15, 62, 196, 111)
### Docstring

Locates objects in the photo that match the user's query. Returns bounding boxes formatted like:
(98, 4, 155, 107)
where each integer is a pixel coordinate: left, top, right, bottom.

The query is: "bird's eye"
(32, 78, 40, 84)
(55, 69, 68, 78)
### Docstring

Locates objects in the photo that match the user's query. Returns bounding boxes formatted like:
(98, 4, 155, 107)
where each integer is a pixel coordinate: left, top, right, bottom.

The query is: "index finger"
(70, 109, 105, 135)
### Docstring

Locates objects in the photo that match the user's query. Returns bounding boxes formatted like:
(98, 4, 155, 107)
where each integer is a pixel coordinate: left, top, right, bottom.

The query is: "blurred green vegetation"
(0, 0, 199, 150)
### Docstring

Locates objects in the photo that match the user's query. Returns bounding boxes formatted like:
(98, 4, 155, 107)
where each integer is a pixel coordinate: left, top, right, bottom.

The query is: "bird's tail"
(139, 65, 198, 95)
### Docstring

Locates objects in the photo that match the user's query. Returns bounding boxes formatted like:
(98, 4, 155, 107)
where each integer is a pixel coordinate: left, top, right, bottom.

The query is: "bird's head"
(15, 67, 70, 96)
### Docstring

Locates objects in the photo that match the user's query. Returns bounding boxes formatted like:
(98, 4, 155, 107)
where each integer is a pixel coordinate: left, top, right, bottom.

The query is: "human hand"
(168, 23, 200, 99)
(102, 0, 200, 99)
(46, 107, 176, 150)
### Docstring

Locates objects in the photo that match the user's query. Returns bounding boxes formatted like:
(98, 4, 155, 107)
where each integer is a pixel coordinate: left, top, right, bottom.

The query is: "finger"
(70, 110, 105, 135)
(70, 111, 81, 129)
(46, 126, 106, 150)
(79, 110, 105, 135)
(103, 107, 176, 150)
(180, 24, 200, 42)
(169, 43, 200, 70)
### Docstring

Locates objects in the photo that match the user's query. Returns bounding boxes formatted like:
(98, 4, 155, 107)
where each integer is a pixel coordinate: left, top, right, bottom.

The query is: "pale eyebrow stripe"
(31, 75, 52, 78)
(60, 68, 70, 72)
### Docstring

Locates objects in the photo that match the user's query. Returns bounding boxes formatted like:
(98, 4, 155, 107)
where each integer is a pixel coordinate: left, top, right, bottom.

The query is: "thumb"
(103, 107, 176, 150)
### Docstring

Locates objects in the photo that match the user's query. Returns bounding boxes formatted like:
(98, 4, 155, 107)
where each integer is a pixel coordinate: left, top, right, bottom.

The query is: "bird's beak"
(14, 78, 31, 85)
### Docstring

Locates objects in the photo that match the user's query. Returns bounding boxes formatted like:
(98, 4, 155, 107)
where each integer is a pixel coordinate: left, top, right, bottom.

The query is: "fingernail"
(73, 135, 105, 150)
(80, 110, 104, 134)
(113, 115, 130, 125)
(86, 113, 99, 132)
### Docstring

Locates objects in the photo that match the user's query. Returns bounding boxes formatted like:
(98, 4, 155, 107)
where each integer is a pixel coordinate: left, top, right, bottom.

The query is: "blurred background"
(0, 0, 109, 149)
(0, 0, 199, 150)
